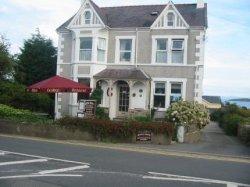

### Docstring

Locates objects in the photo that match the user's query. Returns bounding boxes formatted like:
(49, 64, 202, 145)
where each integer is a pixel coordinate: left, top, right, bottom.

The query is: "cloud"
(0, 6, 9, 13)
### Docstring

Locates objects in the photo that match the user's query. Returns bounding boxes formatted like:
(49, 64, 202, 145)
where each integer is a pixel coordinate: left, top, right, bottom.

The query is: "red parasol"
(27, 75, 91, 93)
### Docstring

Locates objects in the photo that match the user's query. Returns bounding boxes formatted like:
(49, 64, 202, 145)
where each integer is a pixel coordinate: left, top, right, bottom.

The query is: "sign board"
(136, 130, 152, 142)
(78, 100, 96, 118)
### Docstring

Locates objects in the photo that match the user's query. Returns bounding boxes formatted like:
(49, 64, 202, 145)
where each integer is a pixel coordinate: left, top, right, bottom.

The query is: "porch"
(93, 68, 151, 119)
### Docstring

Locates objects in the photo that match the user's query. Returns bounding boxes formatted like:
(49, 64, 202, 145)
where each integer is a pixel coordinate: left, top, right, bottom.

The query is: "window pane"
(156, 51, 168, 63)
(78, 78, 90, 101)
(155, 83, 165, 94)
(80, 38, 92, 49)
(154, 96, 165, 108)
(172, 40, 183, 49)
(170, 95, 182, 104)
(120, 39, 132, 50)
(85, 11, 91, 19)
(98, 50, 105, 62)
(171, 83, 182, 94)
(98, 38, 106, 50)
(170, 83, 182, 104)
(172, 51, 183, 64)
(79, 50, 92, 61)
(167, 12, 174, 26)
(120, 52, 131, 62)
(157, 39, 167, 50)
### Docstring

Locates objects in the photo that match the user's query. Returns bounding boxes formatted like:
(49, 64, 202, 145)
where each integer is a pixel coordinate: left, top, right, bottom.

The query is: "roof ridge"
(100, 3, 197, 9)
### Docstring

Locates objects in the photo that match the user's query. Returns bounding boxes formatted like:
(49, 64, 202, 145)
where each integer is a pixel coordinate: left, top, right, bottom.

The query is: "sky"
(0, 0, 250, 98)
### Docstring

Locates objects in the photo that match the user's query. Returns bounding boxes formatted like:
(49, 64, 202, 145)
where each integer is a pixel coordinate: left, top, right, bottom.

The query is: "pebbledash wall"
(55, 1, 207, 119)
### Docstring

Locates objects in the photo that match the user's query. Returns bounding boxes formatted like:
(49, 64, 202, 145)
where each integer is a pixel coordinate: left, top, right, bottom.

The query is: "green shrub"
(90, 88, 103, 105)
(129, 115, 152, 123)
(165, 100, 210, 129)
(55, 117, 174, 142)
(0, 104, 51, 123)
(222, 114, 244, 136)
(0, 81, 53, 115)
(211, 103, 250, 136)
(95, 107, 109, 120)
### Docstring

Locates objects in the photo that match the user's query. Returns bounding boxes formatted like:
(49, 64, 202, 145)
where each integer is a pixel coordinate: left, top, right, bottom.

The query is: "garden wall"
(0, 119, 173, 145)
(238, 124, 250, 145)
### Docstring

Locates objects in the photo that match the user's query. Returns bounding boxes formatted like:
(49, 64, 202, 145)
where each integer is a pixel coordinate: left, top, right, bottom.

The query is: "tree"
(0, 35, 13, 81)
(15, 31, 57, 85)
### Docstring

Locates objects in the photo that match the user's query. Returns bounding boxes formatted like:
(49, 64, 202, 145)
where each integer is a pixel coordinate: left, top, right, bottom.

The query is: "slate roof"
(57, 1, 207, 31)
(202, 96, 222, 104)
(93, 68, 150, 80)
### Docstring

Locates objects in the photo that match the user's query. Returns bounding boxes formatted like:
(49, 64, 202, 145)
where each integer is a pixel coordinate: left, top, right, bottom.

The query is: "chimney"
(197, 0, 204, 8)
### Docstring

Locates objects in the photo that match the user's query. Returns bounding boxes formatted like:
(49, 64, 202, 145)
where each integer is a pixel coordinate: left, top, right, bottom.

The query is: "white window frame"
(83, 10, 92, 25)
(171, 39, 185, 64)
(151, 78, 187, 110)
(170, 82, 183, 104)
(115, 36, 136, 64)
(155, 39, 168, 63)
(97, 37, 107, 62)
(152, 35, 188, 65)
(166, 11, 176, 27)
(153, 82, 167, 109)
(79, 37, 93, 62)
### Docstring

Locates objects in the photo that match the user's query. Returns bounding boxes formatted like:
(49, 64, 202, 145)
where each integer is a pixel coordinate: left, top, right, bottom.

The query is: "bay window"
(97, 38, 106, 62)
(172, 39, 184, 64)
(154, 82, 166, 108)
(170, 83, 182, 104)
(79, 37, 92, 61)
(156, 39, 168, 63)
(119, 39, 132, 62)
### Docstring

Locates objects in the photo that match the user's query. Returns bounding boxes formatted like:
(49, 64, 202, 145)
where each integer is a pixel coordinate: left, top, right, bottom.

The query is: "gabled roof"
(93, 68, 150, 80)
(57, 1, 207, 31)
(202, 96, 222, 104)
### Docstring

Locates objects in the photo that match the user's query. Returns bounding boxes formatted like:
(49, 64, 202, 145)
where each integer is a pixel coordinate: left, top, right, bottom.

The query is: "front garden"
(0, 100, 210, 144)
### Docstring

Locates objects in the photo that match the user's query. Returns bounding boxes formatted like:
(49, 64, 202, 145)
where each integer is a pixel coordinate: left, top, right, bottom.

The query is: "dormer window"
(84, 11, 91, 24)
(167, 12, 175, 27)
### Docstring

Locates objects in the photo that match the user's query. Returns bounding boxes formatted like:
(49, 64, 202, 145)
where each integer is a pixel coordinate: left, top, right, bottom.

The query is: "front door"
(118, 84, 129, 116)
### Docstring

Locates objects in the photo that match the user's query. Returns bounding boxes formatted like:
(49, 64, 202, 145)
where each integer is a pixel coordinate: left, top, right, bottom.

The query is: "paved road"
(0, 135, 249, 187)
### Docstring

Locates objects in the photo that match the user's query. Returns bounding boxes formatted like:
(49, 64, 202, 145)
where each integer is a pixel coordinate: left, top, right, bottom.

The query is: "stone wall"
(0, 120, 172, 145)
(238, 124, 250, 145)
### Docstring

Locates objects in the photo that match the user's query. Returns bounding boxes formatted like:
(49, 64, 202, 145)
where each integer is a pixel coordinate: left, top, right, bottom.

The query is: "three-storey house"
(56, 0, 208, 119)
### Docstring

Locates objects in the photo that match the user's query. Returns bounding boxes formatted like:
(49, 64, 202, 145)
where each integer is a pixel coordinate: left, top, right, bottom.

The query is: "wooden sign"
(136, 130, 152, 142)
(84, 100, 96, 118)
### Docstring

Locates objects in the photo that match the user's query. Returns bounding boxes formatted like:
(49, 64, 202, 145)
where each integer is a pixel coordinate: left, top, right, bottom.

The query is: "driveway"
(164, 122, 250, 157)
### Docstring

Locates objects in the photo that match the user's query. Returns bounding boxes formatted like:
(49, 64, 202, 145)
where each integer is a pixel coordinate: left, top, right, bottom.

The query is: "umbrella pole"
(54, 92, 58, 120)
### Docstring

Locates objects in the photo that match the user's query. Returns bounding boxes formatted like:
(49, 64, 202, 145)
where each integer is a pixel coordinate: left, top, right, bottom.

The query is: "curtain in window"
(120, 39, 132, 62)
(79, 37, 92, 61)
(172, 40, 184, 64)
(156, 39, 167, 63)
(97, 38, 106, 62)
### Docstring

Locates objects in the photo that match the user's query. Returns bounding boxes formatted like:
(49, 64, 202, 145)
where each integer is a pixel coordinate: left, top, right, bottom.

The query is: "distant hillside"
(228, 98, 250, 102)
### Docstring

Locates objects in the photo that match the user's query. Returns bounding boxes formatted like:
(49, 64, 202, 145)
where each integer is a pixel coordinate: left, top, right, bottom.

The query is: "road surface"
(0, 135, 249, 187)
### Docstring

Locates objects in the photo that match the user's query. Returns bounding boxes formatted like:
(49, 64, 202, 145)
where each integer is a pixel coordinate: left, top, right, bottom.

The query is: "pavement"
(143, 121, 250, 157)
(0, 129, 250, 187)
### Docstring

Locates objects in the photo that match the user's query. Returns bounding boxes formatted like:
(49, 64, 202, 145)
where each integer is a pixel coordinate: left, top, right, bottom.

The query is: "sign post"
(78, 100, 96, 118)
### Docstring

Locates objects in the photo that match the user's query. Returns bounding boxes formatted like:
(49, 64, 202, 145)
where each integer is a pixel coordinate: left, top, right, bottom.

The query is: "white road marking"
(39, 165, 89, 175)
(0, 159, 48, 166)
(0, 174, 82, 179)
(144, 172, 250, 187)
(0, 149, 89, 165)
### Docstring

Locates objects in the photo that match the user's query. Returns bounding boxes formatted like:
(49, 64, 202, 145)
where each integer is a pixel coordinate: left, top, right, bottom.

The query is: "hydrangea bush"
(166, 100, 210, 129)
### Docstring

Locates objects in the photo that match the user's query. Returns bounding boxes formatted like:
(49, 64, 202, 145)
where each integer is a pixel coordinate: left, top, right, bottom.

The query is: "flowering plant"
(166, 100, 210, 129)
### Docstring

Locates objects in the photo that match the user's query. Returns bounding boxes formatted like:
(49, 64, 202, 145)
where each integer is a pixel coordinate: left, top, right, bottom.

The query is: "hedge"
(211, 103, 250, 136)
(0, 104, 51, 124)
(55, 117, 174, 142)
(0, 81, 53, 115)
